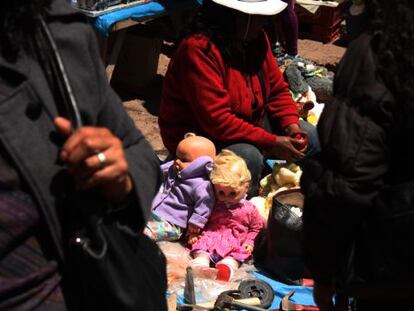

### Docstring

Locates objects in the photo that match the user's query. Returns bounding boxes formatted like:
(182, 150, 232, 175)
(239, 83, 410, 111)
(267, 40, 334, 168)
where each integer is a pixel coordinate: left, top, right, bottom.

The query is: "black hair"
(0, 0, 52, 61)
(183, 0, 267, 70)
(365, 0, 414, 127)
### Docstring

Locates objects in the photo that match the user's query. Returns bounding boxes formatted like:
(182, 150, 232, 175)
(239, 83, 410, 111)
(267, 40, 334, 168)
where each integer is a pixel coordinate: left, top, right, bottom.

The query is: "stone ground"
(118, 38, 346, 159)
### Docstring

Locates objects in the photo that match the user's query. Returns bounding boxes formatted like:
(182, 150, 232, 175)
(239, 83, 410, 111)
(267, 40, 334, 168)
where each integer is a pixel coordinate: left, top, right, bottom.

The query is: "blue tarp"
(93, 0, 200, 35)
(175, 270, 316, 309)
(253, 271, 316, 309)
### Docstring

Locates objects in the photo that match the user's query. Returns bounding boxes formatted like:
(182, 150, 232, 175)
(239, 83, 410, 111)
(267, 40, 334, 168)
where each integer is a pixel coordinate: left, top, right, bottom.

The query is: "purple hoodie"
(151, 156, 215, 229)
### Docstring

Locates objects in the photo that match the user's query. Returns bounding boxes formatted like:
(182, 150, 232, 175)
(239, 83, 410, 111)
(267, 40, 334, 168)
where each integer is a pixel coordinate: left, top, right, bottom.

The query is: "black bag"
(65, 198, 167, 310)
(254, 189, 305, 284)
(35, 16, 167, 310)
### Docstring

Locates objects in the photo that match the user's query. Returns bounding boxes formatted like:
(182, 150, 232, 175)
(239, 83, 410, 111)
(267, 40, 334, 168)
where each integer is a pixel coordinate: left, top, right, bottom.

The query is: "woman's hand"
(269, 136, 305, 162)
(54, 117, 132, 202)
(285, 123, 308, 153)
(284, 123, 302, 136)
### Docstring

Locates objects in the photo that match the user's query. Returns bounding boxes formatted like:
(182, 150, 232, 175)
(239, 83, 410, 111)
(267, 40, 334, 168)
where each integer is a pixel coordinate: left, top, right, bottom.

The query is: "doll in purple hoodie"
(144, 134, 216, 242)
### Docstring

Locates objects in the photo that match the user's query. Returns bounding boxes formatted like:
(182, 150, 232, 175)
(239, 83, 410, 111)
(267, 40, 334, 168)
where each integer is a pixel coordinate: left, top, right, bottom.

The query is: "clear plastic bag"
(158, 241, 191, 287)
(160, 241, 262, 305)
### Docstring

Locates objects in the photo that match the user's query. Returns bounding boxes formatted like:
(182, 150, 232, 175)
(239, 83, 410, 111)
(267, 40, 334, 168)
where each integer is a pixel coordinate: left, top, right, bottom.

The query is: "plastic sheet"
(158, 241, 191, 287)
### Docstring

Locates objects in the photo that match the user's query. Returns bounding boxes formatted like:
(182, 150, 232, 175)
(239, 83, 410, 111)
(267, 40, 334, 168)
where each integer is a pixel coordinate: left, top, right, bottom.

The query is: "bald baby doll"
(144, 135, 216, 242)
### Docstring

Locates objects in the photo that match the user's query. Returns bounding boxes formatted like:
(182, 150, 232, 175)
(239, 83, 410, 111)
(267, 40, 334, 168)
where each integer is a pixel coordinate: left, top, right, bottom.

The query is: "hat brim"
(211, 0, 288, 15)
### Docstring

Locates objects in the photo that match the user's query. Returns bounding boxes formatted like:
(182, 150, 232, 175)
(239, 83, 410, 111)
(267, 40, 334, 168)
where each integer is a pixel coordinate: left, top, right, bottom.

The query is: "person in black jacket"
(0, 0, 167, 310)
(301, 0, 414, 310)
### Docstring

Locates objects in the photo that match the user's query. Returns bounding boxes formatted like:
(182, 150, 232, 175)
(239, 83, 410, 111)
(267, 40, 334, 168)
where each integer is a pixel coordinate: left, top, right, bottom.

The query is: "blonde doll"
(189, 150, 264, 281)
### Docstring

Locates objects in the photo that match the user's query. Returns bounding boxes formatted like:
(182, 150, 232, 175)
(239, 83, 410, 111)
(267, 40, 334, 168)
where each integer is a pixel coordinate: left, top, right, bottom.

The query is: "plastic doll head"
(174, 134, 216, 171)
(210, 149, 251, 203)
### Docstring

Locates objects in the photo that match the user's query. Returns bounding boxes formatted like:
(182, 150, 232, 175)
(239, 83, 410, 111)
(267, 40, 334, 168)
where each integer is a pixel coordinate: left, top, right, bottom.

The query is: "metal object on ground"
(280, 291, 297, 311)
(238, 279, 275, 309)
(280, 291, 321, 311)
(184, 266, 196, 309)
(178, 290, 262, 310)
(213, 290, 268, 311)
(177, 304, 210, 311)
(178, 278, 274, 311)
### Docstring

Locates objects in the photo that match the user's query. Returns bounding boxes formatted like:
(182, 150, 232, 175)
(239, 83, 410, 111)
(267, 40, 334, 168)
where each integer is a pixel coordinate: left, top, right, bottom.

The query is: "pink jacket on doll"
(191, 198, 264, 262)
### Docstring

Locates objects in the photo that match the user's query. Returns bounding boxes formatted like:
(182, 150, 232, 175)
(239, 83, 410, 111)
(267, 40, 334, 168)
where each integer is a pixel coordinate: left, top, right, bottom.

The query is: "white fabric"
(191, 255, 210, 267)
(211, 0, 287, 15)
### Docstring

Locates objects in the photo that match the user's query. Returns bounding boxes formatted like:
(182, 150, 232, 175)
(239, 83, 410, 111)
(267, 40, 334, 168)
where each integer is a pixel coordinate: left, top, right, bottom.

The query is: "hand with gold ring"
(54, 117, 132, 202)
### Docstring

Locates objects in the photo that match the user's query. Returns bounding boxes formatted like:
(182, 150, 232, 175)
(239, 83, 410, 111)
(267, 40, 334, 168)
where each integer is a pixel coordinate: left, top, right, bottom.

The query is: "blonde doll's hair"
(210, 149, 251, 189)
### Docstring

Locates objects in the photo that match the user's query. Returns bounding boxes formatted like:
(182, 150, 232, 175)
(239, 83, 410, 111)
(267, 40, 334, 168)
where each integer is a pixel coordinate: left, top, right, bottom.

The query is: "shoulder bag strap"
(34, 15, 83, 130)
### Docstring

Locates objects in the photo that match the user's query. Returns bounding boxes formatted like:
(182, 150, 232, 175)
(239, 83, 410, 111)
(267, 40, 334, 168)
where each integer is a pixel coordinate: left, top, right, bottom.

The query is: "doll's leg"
(216, 257, 240, 281)
(143, 214, 183, 242)
(191, 252, 221, 279)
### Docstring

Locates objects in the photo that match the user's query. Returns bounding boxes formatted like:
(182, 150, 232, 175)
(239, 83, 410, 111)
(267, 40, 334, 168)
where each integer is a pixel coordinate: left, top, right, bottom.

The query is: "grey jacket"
(0, 0, 161, 261)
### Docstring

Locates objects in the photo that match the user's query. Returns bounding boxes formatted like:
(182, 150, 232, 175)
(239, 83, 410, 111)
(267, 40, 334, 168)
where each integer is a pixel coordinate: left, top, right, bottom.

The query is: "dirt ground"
(120, 38, 346, 159)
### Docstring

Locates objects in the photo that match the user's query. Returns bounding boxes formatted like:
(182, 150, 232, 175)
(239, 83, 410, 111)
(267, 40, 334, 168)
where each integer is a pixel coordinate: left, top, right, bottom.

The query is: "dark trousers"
(280, 0, 299, 56)
(265, 0, 299, 56)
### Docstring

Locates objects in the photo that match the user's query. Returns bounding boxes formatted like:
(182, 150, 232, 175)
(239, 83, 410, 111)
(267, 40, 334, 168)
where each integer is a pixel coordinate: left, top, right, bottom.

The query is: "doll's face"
(213, 182, 249, 204)
(174, 147, 194, 171)
(174, 136, 216, 172)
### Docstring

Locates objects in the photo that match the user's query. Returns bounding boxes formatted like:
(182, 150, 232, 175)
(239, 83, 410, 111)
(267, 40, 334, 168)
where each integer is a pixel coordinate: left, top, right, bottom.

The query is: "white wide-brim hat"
(211, 0, 288, 15)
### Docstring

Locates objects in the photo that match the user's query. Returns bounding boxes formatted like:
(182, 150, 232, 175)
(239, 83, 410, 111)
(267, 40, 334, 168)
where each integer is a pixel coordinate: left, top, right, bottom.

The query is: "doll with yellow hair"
(189, 150, 264, 281)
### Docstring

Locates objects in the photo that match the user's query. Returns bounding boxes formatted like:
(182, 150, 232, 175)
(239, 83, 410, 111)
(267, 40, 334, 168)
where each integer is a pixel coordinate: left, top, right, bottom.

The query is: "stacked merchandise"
(73, 0, 150, 16)
(295, 0, 349, 43)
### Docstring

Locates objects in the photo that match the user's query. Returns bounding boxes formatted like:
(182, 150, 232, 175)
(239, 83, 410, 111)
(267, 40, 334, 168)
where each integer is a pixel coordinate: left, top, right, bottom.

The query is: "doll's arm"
(187, 223, 201, 234)
(188, 182, 215, 228)
(160, 160, 174, 176)
(243, 202, 265, 247)
(187, 228, 201, 245)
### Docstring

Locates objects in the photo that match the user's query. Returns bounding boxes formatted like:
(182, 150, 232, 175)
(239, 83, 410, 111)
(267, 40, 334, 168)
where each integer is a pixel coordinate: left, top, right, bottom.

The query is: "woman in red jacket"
(159, 0, 320, 196)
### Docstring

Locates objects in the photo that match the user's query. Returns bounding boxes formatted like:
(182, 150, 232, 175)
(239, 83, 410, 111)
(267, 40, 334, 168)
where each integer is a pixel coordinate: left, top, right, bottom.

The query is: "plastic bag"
(158, 241, 191, 287)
